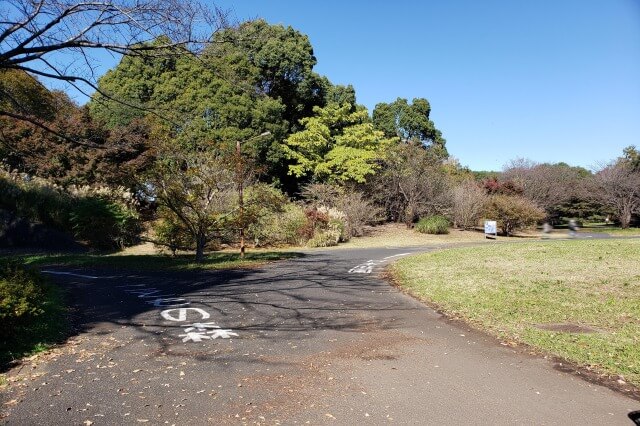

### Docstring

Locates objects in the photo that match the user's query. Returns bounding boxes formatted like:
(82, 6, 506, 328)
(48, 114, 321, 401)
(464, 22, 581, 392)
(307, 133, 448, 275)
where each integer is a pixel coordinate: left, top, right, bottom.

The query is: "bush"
(306, 229, 341, 247)
(0, 174, 72, 230)
(304, 206, 349, 245)
(415, 215, 450, 234)
(484, 195, 546, 235)
(302, 184, 383, 239)
(248, 203, 308, 247)
(70, 196, 140, 249)
(153, 213, 194, 255)
(335, 191, 383, 238)
(0, 171, 141, 250)
(0, 260, 47, 339)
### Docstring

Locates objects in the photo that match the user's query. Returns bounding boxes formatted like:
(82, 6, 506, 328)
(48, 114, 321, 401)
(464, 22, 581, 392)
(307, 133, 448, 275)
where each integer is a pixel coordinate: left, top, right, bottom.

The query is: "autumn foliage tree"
(502, 159, 591, 220)
(1, 73, 154, 187)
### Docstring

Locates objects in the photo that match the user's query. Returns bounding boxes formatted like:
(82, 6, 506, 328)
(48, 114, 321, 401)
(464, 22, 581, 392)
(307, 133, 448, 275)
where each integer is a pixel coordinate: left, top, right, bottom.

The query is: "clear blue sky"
(45, 0, 639, 172)
(214, 0, 640, 171)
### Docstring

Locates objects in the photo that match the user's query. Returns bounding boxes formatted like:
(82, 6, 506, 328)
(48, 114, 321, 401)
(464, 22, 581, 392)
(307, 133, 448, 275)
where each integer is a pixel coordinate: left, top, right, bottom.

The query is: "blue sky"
(42, 0, 640, 172)
(214, 0, 640, 171)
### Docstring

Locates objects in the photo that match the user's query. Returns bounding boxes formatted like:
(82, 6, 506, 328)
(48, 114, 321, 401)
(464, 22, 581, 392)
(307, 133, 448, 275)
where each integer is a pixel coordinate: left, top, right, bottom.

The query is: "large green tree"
(373, 97, 447, 157)
(623, 145, 640, 172)
(205, 19, 326, 131)
(88, 20, 349, 193)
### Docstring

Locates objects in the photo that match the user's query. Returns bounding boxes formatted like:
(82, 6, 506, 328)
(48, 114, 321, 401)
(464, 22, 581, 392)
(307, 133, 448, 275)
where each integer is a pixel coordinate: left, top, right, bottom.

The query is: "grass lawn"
(19, 251, 304, 271)
(391, 239, 640, 386)
(579, 224, 640, 236)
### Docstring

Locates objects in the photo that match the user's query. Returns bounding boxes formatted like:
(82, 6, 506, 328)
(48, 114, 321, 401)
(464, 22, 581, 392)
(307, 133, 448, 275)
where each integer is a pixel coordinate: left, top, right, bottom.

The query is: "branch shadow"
(10, 250, 420, 369)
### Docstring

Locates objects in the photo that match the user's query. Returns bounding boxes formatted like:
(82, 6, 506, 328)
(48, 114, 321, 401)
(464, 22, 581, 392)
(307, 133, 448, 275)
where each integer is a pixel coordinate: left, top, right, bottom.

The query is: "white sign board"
(484, 220, 497, 238)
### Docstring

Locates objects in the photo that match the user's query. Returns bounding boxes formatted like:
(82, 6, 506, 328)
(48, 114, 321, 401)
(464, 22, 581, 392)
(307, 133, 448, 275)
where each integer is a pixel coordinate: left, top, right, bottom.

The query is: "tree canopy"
(1, 15, 464, 258)
(283, 103, 394, 184)
(373, 97, 447, 157)
(86, 19, 373, 193)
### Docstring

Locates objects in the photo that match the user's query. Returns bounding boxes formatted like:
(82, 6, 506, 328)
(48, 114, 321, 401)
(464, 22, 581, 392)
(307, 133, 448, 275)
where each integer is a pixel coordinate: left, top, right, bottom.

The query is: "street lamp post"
(236, 131, 270, 258)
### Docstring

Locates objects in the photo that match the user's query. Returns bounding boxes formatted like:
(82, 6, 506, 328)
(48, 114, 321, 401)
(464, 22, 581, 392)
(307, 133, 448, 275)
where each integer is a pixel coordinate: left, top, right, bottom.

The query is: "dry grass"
(120, 224, 565, 254)
(329, 223, 489, 249)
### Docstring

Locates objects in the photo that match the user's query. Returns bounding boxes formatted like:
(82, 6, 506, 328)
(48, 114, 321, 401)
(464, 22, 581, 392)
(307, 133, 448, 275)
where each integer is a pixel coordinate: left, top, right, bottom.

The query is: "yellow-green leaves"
(283, 103, 394, 184)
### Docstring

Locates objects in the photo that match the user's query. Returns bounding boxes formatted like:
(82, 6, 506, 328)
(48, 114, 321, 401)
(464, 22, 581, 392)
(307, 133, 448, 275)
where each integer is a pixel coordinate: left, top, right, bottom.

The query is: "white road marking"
(42, 270, 101, 279)
(179, 322, 239, 342)
(161, 308, 211, 322)
(382, 253, 411, 260)
(349, 265, 373, 274)
(126, 288, 162, 297)
(44, 270, 239, 342)
(349, 253, 412, 274)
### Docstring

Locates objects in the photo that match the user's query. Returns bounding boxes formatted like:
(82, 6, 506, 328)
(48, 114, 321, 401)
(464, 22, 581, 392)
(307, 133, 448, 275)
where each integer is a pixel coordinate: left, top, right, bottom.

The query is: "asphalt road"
(2, 245, 639, 425)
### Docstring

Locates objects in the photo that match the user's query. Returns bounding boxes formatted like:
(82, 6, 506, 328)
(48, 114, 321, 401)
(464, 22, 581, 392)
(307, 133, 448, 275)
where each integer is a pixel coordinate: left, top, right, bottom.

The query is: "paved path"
(2, 246, 639, 424)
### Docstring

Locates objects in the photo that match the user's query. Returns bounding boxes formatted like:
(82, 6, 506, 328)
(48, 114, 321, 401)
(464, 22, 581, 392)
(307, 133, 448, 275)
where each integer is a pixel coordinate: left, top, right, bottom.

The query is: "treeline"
(1, 19, 639, 259)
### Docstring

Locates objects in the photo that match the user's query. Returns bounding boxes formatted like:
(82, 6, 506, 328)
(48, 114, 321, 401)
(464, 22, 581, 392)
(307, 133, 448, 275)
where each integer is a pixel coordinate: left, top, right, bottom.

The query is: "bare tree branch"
(1, 0, 230, 136)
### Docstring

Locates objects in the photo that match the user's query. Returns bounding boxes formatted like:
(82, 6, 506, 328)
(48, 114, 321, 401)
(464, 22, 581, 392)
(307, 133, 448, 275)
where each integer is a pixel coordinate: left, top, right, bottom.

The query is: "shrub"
(153, 213, 194, 255)
(302, 184, 383, 238)
(484, 194, 546, 235)
(0, 171, 142, 250)
(70, 196, 140, 249)
(248, 203, 308, 247)
(335, 190, 383, 238)
(317, 206, 349, 242)
(415, 215, 450, 234)
(0, 174, 72, 230)
(299, 208, 330, 241)
(0, 260, 47, 339)
(306, 229, 341, 247)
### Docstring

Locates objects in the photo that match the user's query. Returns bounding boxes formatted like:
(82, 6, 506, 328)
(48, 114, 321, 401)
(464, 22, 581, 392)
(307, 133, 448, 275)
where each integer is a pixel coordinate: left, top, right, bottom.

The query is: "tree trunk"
(195, 233, 206, 263)
(405, 202, 416, 229)
(620, 207, 632, 229)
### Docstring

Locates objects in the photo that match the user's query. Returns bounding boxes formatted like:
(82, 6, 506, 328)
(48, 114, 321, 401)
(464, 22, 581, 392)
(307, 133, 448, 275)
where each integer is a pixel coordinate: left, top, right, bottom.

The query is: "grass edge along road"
(390, 238, 640, 388)
(19, 251, 304, 272)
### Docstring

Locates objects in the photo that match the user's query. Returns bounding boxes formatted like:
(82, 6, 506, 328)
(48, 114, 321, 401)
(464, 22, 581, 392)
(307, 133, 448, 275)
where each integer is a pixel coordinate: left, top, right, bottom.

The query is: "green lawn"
(20, 251, 304, 271)
(391, 239, 640, 386)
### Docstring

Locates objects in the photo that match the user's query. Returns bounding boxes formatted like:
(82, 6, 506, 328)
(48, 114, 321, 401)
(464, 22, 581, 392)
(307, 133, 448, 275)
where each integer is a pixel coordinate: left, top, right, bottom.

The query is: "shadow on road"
(20, 250, 417, 367)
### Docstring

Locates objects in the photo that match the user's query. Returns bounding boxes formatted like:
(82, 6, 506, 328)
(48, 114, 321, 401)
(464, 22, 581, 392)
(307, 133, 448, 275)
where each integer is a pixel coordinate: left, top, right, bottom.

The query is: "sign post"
(484, 220, 497, 239)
